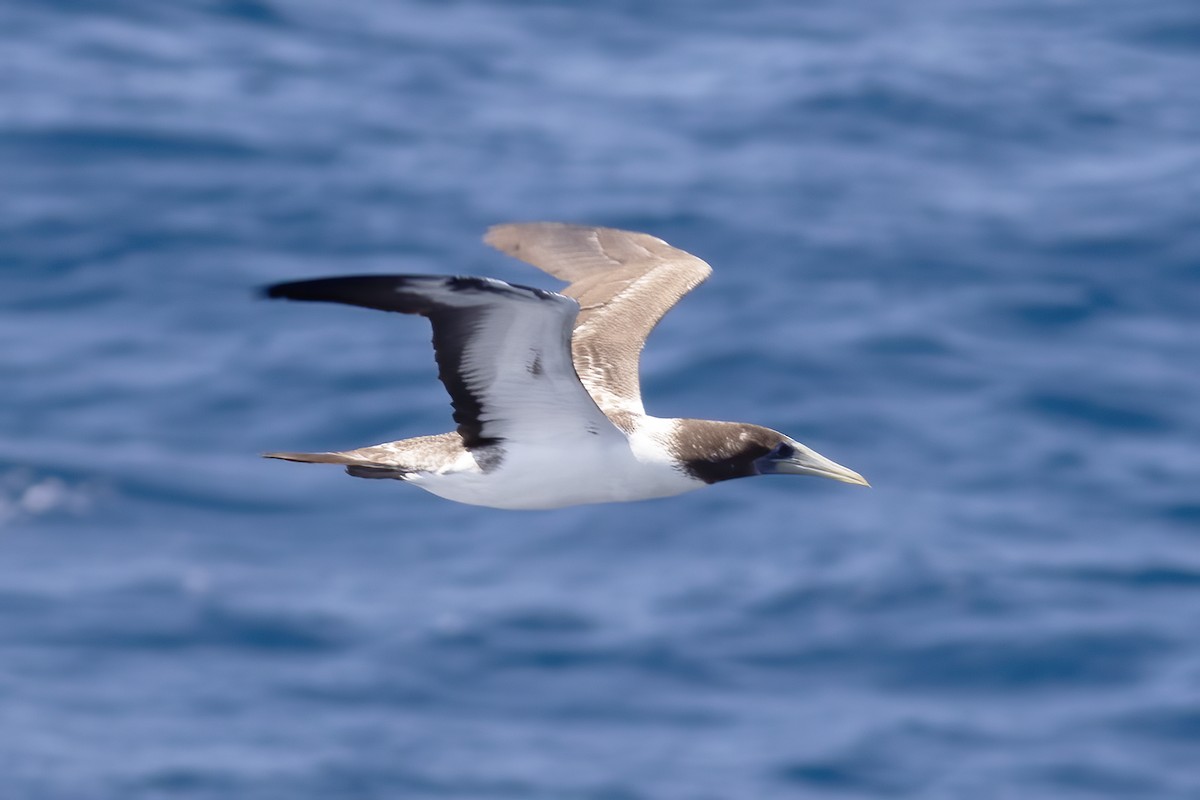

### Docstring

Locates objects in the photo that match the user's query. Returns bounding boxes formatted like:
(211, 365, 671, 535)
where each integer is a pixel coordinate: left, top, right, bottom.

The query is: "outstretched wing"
(484, 223, 712, 428)
(264, 275, 622, 448)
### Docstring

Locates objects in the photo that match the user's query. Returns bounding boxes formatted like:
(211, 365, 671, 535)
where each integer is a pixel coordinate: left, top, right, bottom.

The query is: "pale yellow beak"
(762, 441, 870, 486)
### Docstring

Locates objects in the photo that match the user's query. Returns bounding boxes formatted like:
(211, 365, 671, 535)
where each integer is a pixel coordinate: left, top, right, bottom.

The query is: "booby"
(263, 223, 868, 509)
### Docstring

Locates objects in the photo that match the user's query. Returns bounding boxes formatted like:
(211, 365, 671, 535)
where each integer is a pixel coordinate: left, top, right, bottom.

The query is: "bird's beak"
(758, 443, 870, 487)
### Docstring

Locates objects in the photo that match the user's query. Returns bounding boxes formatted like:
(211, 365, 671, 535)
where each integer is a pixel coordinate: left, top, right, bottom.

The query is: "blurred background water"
(2, 1, 1199, 798)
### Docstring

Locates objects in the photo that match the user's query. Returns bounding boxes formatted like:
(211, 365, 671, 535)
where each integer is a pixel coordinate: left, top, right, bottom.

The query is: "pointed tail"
(263, 452, 407, 480)
(264, 451, 362, 465)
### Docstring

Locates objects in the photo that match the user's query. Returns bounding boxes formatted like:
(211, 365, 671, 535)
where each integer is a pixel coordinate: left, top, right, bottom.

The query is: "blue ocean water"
(2, 0, 1199, 797)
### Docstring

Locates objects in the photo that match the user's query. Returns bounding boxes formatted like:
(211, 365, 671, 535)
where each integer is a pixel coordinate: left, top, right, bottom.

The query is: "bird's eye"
(774, 443, 795, 459)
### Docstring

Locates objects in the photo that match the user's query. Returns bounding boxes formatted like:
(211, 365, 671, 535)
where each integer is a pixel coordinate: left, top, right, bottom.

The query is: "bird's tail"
(264, 451, 359, 465)
(263, 451, 407, 480)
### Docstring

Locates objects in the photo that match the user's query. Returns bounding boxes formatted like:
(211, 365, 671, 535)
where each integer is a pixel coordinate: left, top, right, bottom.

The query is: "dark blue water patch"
(113, 604, 348, 653)
(875, 630, 1171, 692)
(581, 788, 647, 800)
(135, 767, 241, 796)
(1021, 391, 1175, 435)
(24, 0, 154, 15)
(1047, 563, 1200, 590)
(306, 764, 539, 800)
(213, 0, 288, 26)
(0, 588, 53, 615)
(1024, 761, 1163, 797)
(1163, 502, 1200, 528)
(528, 698, 729, 729)
(994, 285, 1122, 330)
(8, 224, 292, 280)
(776, 721, 987, 795)
(855, 338, 989, 394)
(798, 83, 1000, 140)
(778, 757, 914, 795)
(488, 640, 713, 682)
(0, 127, 262, 162)
(1124, 19, 1200, 53)
(748, 568, 1022, 623)
(857, 332, 955, 358)
(283, 663, 731, 730)
(280, 676, 441, 712)
(484, 607, 599, 635)
(2, 275, 128, 311)
(190, 603, 354, 653)
(22, 581, 355, 655)
(736, 629, 1172, 692)
(1113, 705, 1200, 743)
(649, 350, 844, 409)
(428, 624, 726, 688)
(1044, 232, 1180, 266)
(129, 765, 544, 800)
(109, 479, 300, 516)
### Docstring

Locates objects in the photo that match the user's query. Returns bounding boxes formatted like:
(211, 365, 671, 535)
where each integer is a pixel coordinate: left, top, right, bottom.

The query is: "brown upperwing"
(484, 223, 712, 429)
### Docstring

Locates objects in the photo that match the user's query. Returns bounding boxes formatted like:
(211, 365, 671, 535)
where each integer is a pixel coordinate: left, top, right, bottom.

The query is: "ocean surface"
(2, 1, 1199, 798)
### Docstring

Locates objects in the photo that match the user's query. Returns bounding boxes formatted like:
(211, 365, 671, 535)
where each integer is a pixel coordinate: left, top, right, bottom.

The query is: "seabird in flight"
(263, 223, 868, 509)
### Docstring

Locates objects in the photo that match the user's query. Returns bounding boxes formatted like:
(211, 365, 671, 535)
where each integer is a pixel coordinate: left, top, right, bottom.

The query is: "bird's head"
(673, 421, 869, 487)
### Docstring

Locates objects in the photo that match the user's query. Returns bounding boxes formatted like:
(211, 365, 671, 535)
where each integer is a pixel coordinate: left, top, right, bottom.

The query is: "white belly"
(403, 421, 702, 510)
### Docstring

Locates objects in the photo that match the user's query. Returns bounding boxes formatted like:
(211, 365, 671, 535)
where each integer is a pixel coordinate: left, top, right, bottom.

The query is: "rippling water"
(3, 1, 1199, 798)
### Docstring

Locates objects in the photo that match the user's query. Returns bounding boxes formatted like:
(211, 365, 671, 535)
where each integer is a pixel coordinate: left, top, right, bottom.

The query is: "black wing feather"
(264, 274, 563, 449)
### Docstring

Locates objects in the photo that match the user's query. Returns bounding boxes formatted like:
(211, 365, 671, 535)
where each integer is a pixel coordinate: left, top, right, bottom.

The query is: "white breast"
(404, 417, 702, 510)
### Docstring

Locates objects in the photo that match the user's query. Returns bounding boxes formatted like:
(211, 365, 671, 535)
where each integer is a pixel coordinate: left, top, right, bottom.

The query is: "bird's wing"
(484, 223, 712, 427)
(265, 275, 622, 448)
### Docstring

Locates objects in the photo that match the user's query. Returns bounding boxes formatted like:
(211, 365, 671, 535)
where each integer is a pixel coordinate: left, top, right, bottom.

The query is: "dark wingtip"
(261, 279, 329, 301)
(259, 276, 390, 306)
(255, 275, 444, 314)
(258, 274, 563, 311)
